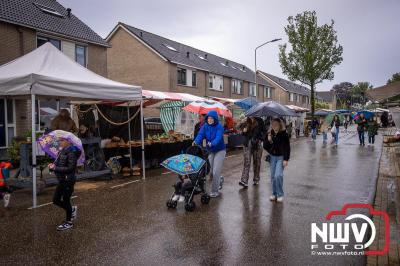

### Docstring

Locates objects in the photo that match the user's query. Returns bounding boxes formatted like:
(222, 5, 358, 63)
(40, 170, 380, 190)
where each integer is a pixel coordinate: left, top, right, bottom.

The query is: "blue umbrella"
(314, 109, 332, 116)
(352, 110, 374, 120)
(161, 154, 206, 175)
(234, 97, 259, 111)
(335, 109, 351, 114)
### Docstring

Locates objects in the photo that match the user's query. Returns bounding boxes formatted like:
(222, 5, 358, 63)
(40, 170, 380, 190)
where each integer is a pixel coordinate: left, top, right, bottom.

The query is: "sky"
(59, 0, 400, 91)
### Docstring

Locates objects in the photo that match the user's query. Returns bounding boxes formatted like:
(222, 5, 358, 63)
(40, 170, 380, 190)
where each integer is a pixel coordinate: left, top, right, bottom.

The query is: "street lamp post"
(254, 38, 281, 98)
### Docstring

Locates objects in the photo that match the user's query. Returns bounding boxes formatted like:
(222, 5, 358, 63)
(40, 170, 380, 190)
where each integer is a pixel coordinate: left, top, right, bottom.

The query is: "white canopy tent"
(0, 43, 144, 207)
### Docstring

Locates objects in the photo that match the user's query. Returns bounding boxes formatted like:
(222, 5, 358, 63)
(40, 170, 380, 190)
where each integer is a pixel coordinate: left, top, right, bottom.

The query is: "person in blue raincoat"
(194, 110, 226, 198)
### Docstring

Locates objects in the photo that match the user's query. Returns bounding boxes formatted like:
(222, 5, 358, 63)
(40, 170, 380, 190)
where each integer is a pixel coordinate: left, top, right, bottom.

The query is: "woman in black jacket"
(263, 118, 290, 202)
(49, 137, 81, 231)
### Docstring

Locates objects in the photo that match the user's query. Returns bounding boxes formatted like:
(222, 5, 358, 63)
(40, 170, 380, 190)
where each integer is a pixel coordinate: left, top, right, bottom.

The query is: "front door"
(0, 99, 6, 147)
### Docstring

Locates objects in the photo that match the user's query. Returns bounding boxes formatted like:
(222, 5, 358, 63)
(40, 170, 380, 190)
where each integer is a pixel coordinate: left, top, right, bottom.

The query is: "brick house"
(0, 0, 109, 152)
(258, 71, 314, 110)
(106, 23, 286, 108)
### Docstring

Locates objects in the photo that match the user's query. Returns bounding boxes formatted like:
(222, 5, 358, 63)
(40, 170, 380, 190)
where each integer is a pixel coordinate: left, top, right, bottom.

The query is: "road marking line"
(28, 196, 78, 210)
(162, 171, 173, 175)
(110, 179, 140, 189)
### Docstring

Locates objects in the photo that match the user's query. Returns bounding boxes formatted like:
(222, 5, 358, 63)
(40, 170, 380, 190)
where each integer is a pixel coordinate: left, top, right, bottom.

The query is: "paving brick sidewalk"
(368, 140, 400, 266)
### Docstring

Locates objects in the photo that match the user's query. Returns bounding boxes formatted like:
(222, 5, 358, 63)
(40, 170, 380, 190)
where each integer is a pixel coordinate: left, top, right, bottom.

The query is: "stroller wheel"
(171, 200, 177, 209)
(201, 194, 211, 204)
(185, 201, 196, 212)
(166, 200, 177, 209)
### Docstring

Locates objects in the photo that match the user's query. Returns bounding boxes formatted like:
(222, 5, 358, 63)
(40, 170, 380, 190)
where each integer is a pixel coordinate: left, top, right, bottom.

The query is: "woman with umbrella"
(193, 110, 226, 198)
(238, 117, 264, 188)
(263, 118, 290, 203)
(39, 130, 84, 231)
(355, 113, 368, 146)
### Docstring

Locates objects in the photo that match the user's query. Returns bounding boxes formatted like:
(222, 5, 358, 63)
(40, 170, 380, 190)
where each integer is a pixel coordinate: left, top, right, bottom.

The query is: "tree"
(387, 73, 400, 84)
(279, 11, 343, 117)
(351, 82, 373, 106)
(331, 82, 353, 108)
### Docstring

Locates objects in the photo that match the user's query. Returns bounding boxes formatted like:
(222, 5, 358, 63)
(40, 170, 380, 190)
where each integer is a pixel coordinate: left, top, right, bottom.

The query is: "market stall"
(0, 43, 142, 207)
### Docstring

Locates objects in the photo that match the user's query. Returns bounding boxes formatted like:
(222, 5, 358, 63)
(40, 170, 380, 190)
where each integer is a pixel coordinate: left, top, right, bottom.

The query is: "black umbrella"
(245, 101, 299, 117)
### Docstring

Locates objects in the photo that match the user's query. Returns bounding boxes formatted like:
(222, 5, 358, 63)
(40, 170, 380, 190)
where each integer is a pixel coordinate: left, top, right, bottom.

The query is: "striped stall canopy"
(143, 90, 205, 102)
(160, 101, 185, 133)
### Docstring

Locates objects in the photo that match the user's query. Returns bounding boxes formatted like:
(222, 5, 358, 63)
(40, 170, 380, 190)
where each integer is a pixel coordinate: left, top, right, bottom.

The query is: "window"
(192, 71, 197, 87)
(177, 68, 187, 85)
(231, 79, 243, 94)
(163, 43, 178, 52)
(37, 36, 61, 50)
(289, 93, 294, 102)
(249, 83, 257, 97)
(264, 86, 272, 98)
(209, 74, 223, 91)
(298, 95, 302, 103)
(75, 45, 86, 67)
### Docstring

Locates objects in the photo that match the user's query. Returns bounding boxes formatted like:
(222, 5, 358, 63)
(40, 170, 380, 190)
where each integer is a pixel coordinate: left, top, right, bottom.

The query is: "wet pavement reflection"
(0, 129, 381, 265)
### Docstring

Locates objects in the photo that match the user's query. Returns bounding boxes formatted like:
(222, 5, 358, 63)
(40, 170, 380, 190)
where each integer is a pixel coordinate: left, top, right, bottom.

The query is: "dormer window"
(220, 62, 228, 67)
(33, 2, 64, 17)
(163, 43, 178, 52)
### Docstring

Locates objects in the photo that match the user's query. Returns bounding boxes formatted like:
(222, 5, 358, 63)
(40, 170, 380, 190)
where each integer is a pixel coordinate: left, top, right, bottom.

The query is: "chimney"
(140, 31, 143, 37)
(186, 52, 190, 58)
(66, 8, 71, 17)
(242, 66, 245, 70)
(205, 54, 208, 59)
(226, 60, 229, 66)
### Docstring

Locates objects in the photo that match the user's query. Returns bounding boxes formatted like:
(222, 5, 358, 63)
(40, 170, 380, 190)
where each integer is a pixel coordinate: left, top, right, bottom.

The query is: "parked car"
(145, 117, 164, 135)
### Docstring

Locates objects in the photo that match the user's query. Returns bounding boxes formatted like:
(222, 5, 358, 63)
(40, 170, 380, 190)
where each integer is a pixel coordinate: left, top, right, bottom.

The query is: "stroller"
(165, 145, 211, 212)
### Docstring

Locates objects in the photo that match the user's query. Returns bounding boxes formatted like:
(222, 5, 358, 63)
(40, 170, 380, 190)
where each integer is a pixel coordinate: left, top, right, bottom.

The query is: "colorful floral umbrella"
(161, 154, 206, 175)
(37, 130, 85, 166)
(183, 100, 232, 117)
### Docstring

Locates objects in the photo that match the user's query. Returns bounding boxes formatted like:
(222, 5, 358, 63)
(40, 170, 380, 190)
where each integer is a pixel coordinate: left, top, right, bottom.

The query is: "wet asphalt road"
(0, 128, 382, 266)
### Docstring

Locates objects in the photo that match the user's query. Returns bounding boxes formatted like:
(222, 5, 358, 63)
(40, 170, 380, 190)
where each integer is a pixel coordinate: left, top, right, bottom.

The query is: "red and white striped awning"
(286, 105, 309, 112)
(143, 90, 205, 102)
(183, 100, 232, 117)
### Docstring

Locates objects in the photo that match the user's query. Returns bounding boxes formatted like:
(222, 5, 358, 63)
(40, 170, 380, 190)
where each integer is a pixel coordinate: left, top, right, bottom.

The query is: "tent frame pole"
(31, 93, 37, 208)
(140, 100, 146, 179)
(127, 104, 133, 175)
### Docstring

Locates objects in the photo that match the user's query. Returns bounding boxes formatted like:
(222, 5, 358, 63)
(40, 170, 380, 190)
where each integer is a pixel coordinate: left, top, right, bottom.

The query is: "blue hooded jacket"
(194, 110, 226, 153)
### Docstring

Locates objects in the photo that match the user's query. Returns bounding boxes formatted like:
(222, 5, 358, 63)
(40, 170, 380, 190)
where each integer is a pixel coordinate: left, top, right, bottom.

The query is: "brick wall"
(0, 21, 108, 137)
(107, 27, 170, 89)
(87, 44, 108, 77)
(0, 22, 36, 136)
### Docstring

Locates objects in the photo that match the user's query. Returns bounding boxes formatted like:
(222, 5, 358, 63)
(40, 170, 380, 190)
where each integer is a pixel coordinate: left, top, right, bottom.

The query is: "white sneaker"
(269, 195, 276, 201)
(3, 193, 10, 207)
(172, 194, 180, 201)
(178, 195, 185, 202)
(277, 197, 284, 202)
(71, 206, 77, 221)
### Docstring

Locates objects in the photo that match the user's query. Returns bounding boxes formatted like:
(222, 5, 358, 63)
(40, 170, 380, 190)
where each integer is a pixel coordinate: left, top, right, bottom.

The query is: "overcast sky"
(60, 0, 400, 91)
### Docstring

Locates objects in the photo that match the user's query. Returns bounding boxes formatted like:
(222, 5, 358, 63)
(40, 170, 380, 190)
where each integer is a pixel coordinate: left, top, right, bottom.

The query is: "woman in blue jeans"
(263, 118, 291, 202)
(330, 115, 340, 145)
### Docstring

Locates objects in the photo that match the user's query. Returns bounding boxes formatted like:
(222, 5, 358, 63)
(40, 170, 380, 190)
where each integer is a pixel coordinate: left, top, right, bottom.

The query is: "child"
(320, 120, 329, 144)
(48, 137, 81, 231)
(172, 175, 193, 202)
(0, 162, 13, 208)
